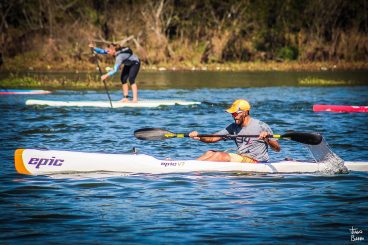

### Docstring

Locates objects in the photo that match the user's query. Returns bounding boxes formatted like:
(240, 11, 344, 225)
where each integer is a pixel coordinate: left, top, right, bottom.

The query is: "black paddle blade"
(134, 128, 174, 140)
(282, 132, 322, 145)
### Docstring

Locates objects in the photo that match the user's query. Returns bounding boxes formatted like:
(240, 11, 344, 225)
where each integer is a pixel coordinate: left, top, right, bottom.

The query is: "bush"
(276, 47, 299, 61)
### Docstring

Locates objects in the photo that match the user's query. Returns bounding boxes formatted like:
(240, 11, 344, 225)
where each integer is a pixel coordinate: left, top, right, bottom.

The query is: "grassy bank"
(0, 74, 111, 90)
(142, 61, 368, 72)
(0, 71, 364, 91)
(2, 54, 368, 73)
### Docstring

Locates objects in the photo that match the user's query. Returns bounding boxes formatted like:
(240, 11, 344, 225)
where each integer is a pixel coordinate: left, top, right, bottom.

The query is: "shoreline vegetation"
(2, 59, 368, 73)
(1, 1, 367, 74)
(1, 1, 367, 89)
(0, 71, 362, 90)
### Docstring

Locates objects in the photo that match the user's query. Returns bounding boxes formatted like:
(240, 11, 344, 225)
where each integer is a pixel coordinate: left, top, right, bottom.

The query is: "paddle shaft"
(91, 48, 113, 108)
(165, 133, 281, 139)
(134, 128, 322, 145)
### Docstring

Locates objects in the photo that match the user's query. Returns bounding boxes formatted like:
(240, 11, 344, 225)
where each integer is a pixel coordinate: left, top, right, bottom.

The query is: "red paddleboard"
(0, 89, 51, 95)
(313, 104, 368, 113)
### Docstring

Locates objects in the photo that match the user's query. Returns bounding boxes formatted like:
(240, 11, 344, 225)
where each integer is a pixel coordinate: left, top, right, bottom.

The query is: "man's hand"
(88, 43, 95, 48)
(260, 131, 280, 152)
(189, 131, 200, 140)
(259, 131, 270, 142)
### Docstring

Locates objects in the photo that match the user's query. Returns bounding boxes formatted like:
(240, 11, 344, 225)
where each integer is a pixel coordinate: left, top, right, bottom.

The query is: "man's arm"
(266, 139, 281, 152)
(259, 131, 281, 152)
(189, 131, 223, 143)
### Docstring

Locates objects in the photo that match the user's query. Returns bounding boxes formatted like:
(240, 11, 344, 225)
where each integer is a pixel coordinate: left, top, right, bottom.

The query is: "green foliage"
(276, 47, 299, 60)
(298, 77, 352, 86)
(0, 76, 41, 87)
(0, 0, 367, 68)
(0, 74, 119, 90)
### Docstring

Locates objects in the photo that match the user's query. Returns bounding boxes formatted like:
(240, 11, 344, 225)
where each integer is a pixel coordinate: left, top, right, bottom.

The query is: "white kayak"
(14, 149, 368, 175)
(25, 99, 200, 108)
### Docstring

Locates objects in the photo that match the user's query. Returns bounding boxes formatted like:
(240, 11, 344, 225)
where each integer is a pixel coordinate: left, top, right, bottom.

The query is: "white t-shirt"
(215, 118, 275, 162)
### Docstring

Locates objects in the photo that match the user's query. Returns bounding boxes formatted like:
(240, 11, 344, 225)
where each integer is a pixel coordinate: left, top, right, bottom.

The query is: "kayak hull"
(14, 149, 368, 175)
(313, 104, 368, 113)
(26, 99, 200, 108)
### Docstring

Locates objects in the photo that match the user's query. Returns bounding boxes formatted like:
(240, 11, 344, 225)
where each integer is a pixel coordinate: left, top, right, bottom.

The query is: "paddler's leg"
(131, 84, 138, 103)
(121, 84, 129, 102)
(228, 153, 258, 163)
(120, 66, 130, 102)
(197, 150, 231, 162)
(128, 62, 140, 103)
(198, 151, 258, 163)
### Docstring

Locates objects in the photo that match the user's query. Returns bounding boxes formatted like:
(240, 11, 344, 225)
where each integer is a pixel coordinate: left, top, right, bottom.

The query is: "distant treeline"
(1, 0, 367, 69)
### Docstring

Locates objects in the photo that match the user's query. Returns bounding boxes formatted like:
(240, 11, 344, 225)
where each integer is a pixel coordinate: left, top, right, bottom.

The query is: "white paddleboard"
(26, 99, 201, 108)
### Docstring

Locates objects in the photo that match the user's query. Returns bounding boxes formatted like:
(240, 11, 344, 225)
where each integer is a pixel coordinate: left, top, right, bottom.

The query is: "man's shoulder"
(250, 118, 273, 133)
(248, 118, 260, 125)
(224, 123, 238, 132)
(226, 122, 237, 128)
(249, 118, 271, 128)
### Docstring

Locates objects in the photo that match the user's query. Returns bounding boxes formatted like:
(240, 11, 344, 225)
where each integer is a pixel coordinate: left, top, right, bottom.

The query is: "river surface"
(1, 71, 367, 243)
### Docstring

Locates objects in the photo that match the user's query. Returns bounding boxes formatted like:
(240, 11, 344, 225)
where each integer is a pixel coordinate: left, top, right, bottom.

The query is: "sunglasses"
(231, 111, 244, 117)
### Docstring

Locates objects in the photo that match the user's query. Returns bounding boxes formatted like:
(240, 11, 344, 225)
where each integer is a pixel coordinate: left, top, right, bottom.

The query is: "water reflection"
(1, 70, 367, 90)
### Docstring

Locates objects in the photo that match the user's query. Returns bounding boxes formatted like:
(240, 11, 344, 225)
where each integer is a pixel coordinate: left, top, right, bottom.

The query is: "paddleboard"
(26, 99, 201, 108)
(313, 104, 368, 113)
(14, 149, 368, 175)
(0, 89, 51, 95)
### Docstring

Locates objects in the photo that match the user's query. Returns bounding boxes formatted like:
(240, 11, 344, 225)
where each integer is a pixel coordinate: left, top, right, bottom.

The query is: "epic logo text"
(28, 157, 64, 169)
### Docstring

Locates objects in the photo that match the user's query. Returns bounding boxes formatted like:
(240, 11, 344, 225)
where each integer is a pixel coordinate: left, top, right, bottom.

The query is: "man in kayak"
(89, 43, 140, 102)
(189, 99, 280, 163)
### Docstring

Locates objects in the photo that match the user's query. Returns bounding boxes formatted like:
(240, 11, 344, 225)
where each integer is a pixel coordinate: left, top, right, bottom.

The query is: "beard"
(234, 117, 243, 126)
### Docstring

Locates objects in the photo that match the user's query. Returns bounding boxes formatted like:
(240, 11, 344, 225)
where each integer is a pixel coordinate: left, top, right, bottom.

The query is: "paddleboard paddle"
(91, 48, 113, 108)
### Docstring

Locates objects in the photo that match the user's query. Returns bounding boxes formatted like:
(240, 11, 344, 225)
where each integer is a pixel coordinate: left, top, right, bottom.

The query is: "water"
(1, 71, 368, 243)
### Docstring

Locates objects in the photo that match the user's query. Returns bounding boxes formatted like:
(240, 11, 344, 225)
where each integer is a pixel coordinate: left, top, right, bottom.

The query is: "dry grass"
(3, 54, 368, 73)
(298, 77, 352, 86)
(0, 74, 118, 90)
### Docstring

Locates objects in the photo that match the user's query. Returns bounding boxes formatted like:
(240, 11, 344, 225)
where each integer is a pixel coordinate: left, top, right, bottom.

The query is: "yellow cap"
(226, 99, 251, 113)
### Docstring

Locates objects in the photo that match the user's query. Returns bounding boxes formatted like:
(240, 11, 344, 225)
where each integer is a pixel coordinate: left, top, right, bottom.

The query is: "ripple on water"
(0, 85, 368, 243)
